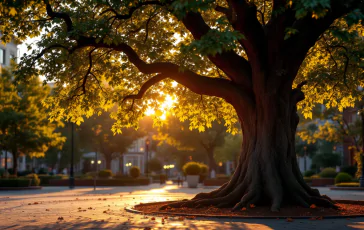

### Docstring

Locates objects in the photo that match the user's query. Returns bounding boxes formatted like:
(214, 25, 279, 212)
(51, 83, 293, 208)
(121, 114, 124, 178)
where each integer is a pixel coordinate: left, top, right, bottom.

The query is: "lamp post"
(91, 158, 101, 191)
(125, 163, 132, 175)
(69, 122, 75, 189)
(163, 164, 175, 178)
(303, 146, 307, 172)
(145, 138, 150, 178)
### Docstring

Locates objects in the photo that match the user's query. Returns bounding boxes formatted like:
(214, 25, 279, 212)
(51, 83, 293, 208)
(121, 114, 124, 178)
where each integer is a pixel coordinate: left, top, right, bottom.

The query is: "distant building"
(0, 35, 19, 68)
(81, 136, 156, 175)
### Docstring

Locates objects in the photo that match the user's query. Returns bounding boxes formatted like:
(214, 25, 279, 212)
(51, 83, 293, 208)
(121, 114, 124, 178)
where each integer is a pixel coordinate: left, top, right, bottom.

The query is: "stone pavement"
(1, 184, 364, 229)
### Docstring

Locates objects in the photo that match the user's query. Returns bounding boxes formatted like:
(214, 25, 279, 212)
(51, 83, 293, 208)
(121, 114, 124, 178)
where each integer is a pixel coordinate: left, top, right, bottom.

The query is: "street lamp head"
(97, 160, 101, 164)
(91, 160, 94, 164)
(146, 138, 150, 146)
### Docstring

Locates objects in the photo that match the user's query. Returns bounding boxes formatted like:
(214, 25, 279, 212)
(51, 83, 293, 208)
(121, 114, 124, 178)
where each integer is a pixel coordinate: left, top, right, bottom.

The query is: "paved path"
(1, 184, 364, 229)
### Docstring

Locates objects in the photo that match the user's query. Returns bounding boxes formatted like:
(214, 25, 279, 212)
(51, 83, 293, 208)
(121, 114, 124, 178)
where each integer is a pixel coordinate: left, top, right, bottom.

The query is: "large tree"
(2, 0, 364, 211)
(0, 64, 65, 175)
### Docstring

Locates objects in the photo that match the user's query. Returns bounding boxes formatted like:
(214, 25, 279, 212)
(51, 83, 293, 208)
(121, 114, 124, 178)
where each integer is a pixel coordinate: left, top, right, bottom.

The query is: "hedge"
(0, 179, 31, 187)
(335, 182, 359, 187)
(49, 178, 150, 186)
(38, 175, 66, 185)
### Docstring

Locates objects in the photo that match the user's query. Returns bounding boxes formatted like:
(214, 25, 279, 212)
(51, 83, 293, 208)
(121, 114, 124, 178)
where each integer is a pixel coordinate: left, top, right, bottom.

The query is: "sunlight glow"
(145, 107, 155, 116)
(171, 81, 178, 87)
(144, 94, 177, 120)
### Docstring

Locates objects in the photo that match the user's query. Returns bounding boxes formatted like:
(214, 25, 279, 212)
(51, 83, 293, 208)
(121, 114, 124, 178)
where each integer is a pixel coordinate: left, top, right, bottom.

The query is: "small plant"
(335, 182, 359, 187)
(335, 172, 353, 184)
(311, 174, 320, 179)
(319, 167, 337, 178)
(26, 174, 40, 186)
(199, 163, 208, 174)
(98, 170, 113, 178)
(303, 170, 315, 177)
(129, 166, 140, 178)
(183, 162, 201, 176)
(340, 166, 357, 177)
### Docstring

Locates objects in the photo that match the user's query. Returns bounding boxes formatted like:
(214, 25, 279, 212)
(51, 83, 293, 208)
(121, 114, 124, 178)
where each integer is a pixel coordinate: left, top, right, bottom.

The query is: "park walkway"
(1, 184, 364, 229)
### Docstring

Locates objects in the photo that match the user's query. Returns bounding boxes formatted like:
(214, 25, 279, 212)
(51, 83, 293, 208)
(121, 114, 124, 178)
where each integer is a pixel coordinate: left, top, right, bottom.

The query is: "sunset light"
(144, 94, 177, 120)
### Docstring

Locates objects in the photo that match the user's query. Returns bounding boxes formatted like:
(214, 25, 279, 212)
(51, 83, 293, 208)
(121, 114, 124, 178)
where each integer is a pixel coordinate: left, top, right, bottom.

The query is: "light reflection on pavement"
(0, 184, 364, 229)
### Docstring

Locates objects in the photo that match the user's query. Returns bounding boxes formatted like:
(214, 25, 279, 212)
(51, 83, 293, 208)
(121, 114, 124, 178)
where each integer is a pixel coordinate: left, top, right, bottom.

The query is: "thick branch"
(102, 1, 163, 20)
(122, 74, 167, 101)
(181, 12, 252, 89)
(282, 0, 361, 84)
(44, 0, 73, 32)
(229, 0, 267, 80)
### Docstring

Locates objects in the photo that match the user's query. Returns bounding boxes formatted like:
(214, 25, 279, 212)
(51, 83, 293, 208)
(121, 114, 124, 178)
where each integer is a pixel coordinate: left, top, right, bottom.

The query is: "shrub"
(147, 158, 163, 173)
(340, 166, 357, 177)
(335, 172, 353, 184)
(26, 174, 40, 186)
(303, 170, 316, 177)
(113, 173, 129, 179)
(38, 168, 48, 175)
(311, 174, 320, 179)
(98, 170, 113, 178)
(86, 172, 97, 177)
(183, 162, 201, 176)
(17, 170, 32, 177)
(303, 177, 312, 183)
(199, 163, 208, 174)
(0, 168, 5, 177)
(0, 178, 31, 187)
(38, 175, 65, 185)
(129, 166, 140, 178)
(319, 168, 337, 178)
(335, 182, 359, 187)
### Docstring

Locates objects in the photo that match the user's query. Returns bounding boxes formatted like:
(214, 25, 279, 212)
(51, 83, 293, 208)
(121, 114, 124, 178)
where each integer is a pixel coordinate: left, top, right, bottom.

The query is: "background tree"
(214, 133, 242, 167)
(3, 0, 364, 211)
(147, 158, 163, 173)
(154, 116, 228, 173)
(78, 112, 140, 170)
(0, 64, 65, 175)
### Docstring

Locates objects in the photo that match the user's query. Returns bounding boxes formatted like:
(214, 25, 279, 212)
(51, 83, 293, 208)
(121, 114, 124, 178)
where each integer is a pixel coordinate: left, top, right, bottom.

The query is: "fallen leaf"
(178, 216, 185, 221)
(249, 204, 255, 208)
(310, 204, 317, 209)
(46, 209, 50, 211)
(33, 202, 39, 205)
(151, 217, 155, 221)
(286, 218, 293, 222)
(241, 207, 247, 211)
(57, 217, 64, 221)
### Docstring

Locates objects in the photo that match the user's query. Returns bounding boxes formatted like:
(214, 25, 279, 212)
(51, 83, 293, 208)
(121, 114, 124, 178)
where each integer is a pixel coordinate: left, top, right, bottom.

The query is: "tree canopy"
(1, 0, 362, 131)
(0, 63, 65, 174)
(1, 0, 364, 211)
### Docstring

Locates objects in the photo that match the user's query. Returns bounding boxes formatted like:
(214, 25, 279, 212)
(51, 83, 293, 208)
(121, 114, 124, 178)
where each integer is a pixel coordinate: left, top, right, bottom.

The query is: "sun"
(145, 94, 177, 120)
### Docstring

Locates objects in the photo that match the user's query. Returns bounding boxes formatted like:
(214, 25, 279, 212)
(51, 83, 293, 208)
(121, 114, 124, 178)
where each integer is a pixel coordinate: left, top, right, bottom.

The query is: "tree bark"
(161, 78, 336, 211)
(12, 149, 18, 176)
(206, 149, 218, 174)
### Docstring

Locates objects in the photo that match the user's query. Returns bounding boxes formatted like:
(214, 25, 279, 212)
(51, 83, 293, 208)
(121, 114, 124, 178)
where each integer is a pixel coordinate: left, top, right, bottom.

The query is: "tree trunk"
(4, 150, 8, 171)
(162, 82, 336, 211)
(104, 153, 112, 170)
(206, 149, 218, 174)
(12, 149, 18, 176)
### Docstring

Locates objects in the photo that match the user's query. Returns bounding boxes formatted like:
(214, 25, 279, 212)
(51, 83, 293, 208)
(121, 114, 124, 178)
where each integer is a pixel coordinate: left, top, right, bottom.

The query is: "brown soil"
(134, 201, 364, 218)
